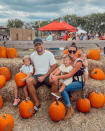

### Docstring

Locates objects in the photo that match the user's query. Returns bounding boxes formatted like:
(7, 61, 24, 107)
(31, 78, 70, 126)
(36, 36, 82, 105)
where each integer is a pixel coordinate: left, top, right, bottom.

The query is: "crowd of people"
(45, 32, 105, 41)
(13, 38, 89, 120)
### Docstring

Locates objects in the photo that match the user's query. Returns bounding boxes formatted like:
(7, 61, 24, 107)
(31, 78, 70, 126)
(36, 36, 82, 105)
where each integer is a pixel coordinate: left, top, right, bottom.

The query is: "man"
(26, 38, 57, 111)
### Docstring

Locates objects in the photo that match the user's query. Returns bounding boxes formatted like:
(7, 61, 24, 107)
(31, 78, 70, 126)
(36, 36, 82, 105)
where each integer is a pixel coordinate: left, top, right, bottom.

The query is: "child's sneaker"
(13, 98, 20, 106)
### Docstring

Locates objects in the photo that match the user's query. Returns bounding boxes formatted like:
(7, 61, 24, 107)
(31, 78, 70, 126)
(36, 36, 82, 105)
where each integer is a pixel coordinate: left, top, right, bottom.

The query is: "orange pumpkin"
(0, 113, 14, 131)
(15, 72, 27, 87)
(89, 91, 105, 108)
(0, 46, 7, 58)
(0, 75, 6, 89)
(88, 49, 100, 60)
(90, 68, 105, 80)
(75, 49, 82, 58)
(0, 95, 3, 108)
(63, 49, 69, 54)
(76, 97, 91, 113)
(0, 67, 11, 81)
(19, 99, 34, 118)
(49, 100, 66, 122)
(7, 48, 18, 58)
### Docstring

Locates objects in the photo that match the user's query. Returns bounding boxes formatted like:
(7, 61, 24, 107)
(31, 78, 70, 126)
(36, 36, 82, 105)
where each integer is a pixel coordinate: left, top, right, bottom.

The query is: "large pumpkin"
(76, 97, 91, 113)
(7, 48, 18, 58)
(88, 49, 100, 60)
(0, 75, 6, 89)
(49, 100, 66, 122)
(15, 72, 27, 87)
(90, 68, 105, 80)
(0, 95, 3, 108)
(0, 46, 7, 58)
(0, 67, 11, 81)
(19, 99, 34, 118)
(0, 113, 14, 131)
(89, 91, 105, 108)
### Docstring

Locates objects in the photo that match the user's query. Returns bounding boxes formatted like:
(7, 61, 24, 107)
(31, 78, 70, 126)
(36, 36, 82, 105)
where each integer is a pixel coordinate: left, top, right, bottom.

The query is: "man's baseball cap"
(33, 38, 43, 45)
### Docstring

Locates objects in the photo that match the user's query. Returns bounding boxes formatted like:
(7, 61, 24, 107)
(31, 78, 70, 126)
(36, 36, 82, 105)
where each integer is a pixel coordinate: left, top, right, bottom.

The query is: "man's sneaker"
(13, 98, 20, 106)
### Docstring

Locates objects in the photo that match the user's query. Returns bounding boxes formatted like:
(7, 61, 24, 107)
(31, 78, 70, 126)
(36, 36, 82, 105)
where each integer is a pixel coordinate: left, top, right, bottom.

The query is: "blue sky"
(0, 0, 105, 26)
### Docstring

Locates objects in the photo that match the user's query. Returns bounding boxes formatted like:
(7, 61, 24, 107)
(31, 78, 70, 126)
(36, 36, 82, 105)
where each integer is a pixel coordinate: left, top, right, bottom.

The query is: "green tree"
(7, 19, 24, 29)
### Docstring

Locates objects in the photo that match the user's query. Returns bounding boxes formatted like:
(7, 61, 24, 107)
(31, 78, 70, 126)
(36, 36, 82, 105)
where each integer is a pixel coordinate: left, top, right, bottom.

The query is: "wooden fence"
(0, 40, 105, 50)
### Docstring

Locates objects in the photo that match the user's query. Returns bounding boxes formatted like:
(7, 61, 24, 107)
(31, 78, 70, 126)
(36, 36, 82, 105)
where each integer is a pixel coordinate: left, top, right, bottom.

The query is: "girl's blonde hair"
(62, 54, 71, 60)
(22, 55, 31, 62)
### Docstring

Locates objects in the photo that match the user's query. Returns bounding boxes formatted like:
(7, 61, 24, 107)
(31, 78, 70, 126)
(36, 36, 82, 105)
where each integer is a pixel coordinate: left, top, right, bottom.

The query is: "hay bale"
(0, 58, 23, 78)
(0, 80, 51, 102)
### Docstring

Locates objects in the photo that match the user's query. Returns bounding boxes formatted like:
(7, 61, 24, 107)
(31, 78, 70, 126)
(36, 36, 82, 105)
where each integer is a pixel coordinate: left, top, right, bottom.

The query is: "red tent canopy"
(38, 21, 66, 31)
(61, 21, 77, 32)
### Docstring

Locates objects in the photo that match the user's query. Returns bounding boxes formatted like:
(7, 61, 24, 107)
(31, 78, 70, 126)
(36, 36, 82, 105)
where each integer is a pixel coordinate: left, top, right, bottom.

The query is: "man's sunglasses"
(68, 50, 76, 54)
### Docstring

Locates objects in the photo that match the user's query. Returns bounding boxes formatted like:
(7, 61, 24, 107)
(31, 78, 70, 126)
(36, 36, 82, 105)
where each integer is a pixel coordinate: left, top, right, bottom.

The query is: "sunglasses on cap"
(68, 50, 76, 54)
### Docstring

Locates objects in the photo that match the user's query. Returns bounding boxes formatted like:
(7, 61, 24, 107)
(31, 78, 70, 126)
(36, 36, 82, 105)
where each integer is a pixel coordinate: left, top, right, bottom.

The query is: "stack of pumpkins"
(0, 45, 18, 58)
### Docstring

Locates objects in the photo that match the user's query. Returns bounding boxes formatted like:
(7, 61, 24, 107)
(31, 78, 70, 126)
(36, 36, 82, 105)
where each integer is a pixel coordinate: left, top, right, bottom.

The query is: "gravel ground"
(1, 100, 105, 131)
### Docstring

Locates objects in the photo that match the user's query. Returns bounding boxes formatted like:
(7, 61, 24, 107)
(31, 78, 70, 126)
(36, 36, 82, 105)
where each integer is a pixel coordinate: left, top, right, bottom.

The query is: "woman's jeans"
(61, 81, 85, 107)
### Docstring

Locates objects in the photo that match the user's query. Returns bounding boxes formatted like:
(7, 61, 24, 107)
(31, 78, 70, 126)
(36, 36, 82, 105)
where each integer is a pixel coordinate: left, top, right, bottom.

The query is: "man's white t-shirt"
(59, 64, 73, 85)
(30, 50, 56, 75)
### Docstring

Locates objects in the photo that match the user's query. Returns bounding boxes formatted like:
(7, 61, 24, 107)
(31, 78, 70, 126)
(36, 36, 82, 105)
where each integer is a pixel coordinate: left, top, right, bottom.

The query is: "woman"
(50, 42, 86, 120)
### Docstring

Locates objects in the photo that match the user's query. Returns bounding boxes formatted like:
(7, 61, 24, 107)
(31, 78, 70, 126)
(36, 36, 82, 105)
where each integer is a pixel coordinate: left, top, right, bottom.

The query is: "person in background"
(46, 32, 53, 41)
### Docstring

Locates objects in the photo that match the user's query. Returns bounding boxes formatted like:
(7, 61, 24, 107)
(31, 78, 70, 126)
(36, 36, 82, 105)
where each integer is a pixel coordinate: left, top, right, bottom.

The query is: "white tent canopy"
(77, 27, 87, 34)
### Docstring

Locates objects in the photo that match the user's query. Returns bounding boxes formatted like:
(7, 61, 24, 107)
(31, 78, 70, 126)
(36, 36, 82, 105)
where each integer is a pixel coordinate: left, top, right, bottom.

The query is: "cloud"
(0, 0, 105, 25)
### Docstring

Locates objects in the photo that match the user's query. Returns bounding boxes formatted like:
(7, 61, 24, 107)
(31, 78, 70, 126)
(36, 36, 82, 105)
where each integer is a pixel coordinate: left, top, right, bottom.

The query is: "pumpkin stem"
(56, 99, 59, 105)
(96, 90, 98, 94)
(3, 41, 6, 47)
(93, 71, 97, 74)
(3, 113, 7, 118)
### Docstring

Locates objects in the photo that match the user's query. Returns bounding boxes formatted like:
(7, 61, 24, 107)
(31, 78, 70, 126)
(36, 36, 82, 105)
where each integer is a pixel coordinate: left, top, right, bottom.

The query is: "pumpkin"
(0, 113, 14, 131)
(90, 68, 105, 80)
(0, 95, 3, 108)
(49, 100, 66, 122)
(0, 46, 7, 58)
(0, 75, 6, 89)
(75, 49, 82, 58)
(88, 49, 100, 60)
(76, 96, 91, 113)
(63, 49, 69, 54)
(7, 48, 18, 58)
(15, 72, 27, 87)
(89, 91, 105, 108)
(0, 67, 11, 81)
(19, 99, 34, 118)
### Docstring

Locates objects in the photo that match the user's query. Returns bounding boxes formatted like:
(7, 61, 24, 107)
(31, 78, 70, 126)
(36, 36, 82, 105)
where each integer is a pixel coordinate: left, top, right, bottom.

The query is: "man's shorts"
(33, 74, 51, 88)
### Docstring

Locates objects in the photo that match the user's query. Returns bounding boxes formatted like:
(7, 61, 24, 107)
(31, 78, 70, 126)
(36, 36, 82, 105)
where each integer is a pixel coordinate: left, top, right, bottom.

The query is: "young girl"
(13, 55, 34, 106)
(50, 54, 73, 93)
(74, 52, 88, 86)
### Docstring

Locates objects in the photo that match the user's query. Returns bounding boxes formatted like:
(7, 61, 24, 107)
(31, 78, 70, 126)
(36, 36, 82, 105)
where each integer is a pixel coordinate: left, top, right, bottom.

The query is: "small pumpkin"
(15, 72, 27, 87)
(7, 48, 18, 58)
(76, 96, 91, 113)
(49, 100, 66, 122)
(90, 68, 105, 80)
(19, 99, 34, 118)
(89, 91, 105, 108)
(0, 75, 6, 89)
(75, 49, 82, 58)
(88, 49, 100, 60)
(0, 113, 14, 131)
(63, 49, 69, 54)
(0, 46, 7, 58)
(0, 95, 3, 108)
(0, 67, 11, 81)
